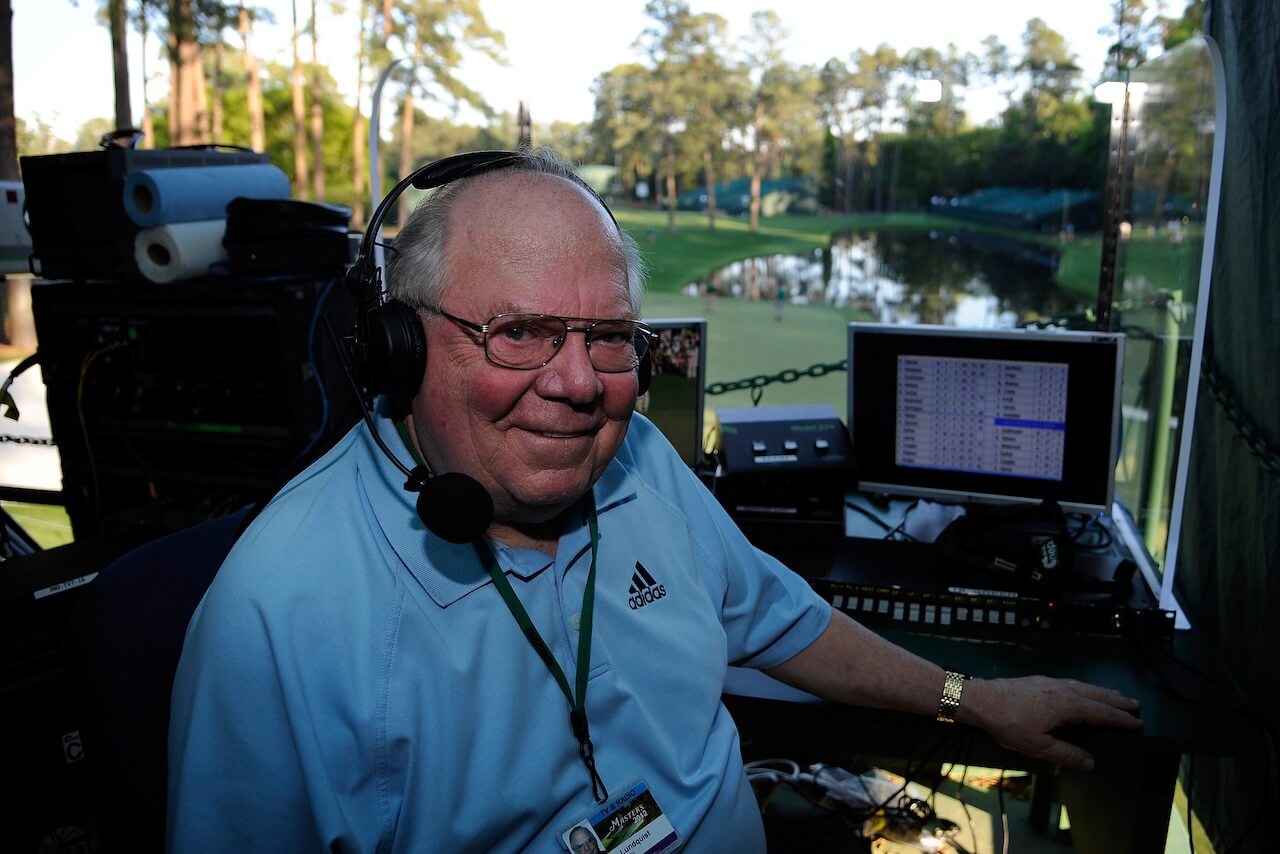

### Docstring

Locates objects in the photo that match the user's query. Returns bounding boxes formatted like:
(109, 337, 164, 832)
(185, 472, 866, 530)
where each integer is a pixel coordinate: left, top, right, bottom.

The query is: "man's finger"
(1063, 691, 1145, 729)
(1067, 680, 1141, 712)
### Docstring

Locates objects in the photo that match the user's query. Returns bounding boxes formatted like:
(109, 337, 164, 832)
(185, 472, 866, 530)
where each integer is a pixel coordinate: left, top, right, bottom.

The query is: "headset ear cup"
(366, 299, 426, 403)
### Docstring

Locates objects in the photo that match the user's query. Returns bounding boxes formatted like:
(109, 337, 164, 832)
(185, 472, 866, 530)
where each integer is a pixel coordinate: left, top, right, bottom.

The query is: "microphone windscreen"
(416, 472, 494, 543)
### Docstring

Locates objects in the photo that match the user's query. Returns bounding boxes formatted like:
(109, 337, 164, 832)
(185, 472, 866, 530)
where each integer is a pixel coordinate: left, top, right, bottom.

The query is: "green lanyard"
(393, 421, 608, 801)
(476, 502, 608, 802)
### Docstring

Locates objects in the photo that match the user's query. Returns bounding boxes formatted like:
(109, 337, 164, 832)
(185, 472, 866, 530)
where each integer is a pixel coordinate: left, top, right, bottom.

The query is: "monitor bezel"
(847, 323, 1125, 515)
(640, 316, 708, 468)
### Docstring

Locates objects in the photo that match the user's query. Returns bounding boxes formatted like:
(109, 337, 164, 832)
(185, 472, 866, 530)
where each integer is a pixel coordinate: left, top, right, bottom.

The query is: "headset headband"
(352, 149, 620, 290)
(346, 149, 636, 407)
(354, 150, 525, 268)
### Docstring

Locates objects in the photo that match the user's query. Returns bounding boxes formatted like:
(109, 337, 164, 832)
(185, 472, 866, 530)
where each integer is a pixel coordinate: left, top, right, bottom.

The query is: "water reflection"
(683, 229, 1083, 328)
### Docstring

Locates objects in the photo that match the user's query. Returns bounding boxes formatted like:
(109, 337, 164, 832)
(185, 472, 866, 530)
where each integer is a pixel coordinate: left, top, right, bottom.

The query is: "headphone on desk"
(340, 149, 650, 542)
(346, 149, 651, 408)
(932, 499, 1076, 587)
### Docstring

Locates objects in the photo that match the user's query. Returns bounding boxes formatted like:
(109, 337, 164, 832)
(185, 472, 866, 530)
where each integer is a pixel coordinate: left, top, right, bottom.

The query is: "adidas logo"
(627, 561, 667, 610)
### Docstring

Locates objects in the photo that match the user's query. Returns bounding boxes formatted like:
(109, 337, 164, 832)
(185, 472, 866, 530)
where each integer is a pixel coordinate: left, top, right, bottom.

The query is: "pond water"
(683, 229, 1084, 328)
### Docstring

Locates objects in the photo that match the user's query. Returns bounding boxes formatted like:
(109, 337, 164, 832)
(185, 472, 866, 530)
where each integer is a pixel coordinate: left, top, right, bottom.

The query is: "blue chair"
(65, 507, 250, 854)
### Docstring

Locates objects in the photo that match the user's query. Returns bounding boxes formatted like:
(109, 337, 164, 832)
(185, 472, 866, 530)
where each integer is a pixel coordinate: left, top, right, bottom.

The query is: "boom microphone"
(323, 315, 494, 543)
(406, 466, 495, 544)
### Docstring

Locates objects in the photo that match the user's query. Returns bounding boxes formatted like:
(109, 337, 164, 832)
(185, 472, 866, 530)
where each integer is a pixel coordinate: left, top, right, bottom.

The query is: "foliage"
(31, 2, 1182, 225)
(1158, 0, 1205, 50)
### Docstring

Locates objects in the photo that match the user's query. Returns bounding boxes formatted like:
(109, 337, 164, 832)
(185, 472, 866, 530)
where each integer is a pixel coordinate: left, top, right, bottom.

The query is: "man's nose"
(541, 332, 601, 401)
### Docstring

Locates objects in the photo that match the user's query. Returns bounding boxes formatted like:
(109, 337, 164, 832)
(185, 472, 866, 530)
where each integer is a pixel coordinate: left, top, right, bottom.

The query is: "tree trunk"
(140, 2, 152, 147)
(0, 0, 33, 353)
(240, 6, 264, 152)
(169, 0, 206, 146)
(663, 139, 676, 234)
(702, 148, 717, 232)
(212, 30, 224, 142)
(397, 66, 417, 228)
(109, 0, 132, 129)
(0, 0, 16, 180)
(291, 0, 309, 198)
(185, 38, 209, 143)
(351, 0, 368, 228)
(888, 137, 901, 213)
(749, 102, 764, 232)
(166, 28, 178, 144)
(309, 0, 324, 200)
(872, 136, 884, 213)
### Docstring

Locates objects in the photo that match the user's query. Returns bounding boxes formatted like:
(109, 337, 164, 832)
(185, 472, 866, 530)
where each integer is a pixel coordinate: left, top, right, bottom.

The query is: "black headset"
(933, 499, 1076, 587)
(340, 149, 650, 543)
(346, 149, 651, 409)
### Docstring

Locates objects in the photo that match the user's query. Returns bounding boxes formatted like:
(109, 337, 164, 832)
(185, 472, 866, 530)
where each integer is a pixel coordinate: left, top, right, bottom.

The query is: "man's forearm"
(764, 607, 953, 719)
(761, 608, 1143, 769)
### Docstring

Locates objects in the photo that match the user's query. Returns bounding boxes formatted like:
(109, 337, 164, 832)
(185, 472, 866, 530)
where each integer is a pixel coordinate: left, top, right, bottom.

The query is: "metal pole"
(368, 58, 406, 272)
(1144, 289, 1182, 563)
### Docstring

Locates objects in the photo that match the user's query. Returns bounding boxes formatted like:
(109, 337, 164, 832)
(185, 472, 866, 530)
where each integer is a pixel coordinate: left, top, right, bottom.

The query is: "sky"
(12, 0, 1127, 143)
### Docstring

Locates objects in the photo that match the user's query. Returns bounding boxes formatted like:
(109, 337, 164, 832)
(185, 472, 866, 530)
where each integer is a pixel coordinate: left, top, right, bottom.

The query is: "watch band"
(936, 670, 969, 723)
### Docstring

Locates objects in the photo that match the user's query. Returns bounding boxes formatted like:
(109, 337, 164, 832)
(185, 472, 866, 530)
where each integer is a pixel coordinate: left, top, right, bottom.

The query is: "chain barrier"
(706, 359, 847, 406)
(1, 434, 56, 446)
(1200, 345, 1280, 479)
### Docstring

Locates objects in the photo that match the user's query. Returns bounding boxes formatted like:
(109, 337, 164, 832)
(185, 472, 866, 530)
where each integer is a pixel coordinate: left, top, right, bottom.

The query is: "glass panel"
(1106, 36, 1222, 582)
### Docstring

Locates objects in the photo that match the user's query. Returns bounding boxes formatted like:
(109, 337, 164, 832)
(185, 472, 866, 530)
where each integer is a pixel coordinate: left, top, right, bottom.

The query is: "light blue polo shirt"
(167, 409, 832, 853)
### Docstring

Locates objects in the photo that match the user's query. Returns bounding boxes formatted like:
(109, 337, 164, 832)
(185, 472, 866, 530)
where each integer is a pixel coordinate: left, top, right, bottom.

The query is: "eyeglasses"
(428, 307, 656, 374)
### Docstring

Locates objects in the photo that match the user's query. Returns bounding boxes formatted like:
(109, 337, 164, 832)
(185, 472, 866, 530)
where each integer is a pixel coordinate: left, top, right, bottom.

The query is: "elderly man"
(167, 147, 1140, 853)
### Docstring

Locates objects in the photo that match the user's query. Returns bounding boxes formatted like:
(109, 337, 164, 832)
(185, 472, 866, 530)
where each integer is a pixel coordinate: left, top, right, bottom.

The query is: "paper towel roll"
(123, 164, 292, 227)
(134, 220, 227, 284)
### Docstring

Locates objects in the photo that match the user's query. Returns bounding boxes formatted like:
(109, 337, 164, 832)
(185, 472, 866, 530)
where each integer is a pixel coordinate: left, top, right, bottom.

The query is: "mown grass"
(624, 209, 1099, 414)
(2, 500, 74, 549)
(617, 206, 1193, 308)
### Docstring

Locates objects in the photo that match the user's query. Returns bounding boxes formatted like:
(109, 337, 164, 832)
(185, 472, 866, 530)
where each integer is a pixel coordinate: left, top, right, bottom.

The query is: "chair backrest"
(65, 507, 249, 854)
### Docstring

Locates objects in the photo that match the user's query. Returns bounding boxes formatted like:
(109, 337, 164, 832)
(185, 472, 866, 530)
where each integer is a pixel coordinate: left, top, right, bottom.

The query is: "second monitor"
(637, 317, 707, 468)
(847, 323, 1124, 515)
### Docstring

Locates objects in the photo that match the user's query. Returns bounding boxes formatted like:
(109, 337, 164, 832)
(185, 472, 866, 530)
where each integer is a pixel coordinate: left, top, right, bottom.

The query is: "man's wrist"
(936, 670, 970, 723)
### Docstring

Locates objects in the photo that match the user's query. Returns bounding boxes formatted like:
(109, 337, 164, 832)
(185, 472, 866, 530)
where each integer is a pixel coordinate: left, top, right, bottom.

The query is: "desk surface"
(726, 527, 1260, 854)
(739, 528, 1258, 759)
(727, 625, 1257, 760)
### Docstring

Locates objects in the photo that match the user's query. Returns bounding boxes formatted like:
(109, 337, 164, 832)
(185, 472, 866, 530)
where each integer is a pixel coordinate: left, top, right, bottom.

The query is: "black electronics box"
(31, 276, 359, 538)
(811, 536, 1175, 640)
(714, 404, 854, 544)
(20, 147, 268, 281)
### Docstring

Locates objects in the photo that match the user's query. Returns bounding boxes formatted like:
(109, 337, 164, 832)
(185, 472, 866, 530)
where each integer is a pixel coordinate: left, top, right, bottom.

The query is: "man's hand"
(960, 676, 1143, 770)
(766, 610, 1144, 771)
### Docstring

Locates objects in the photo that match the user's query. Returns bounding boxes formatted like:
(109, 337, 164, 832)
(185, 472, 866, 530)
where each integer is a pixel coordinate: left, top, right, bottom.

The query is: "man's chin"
(498, 473, 600, 523)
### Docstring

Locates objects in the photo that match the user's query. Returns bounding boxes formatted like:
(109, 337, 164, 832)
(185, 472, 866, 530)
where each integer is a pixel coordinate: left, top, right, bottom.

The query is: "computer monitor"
(847, 323, 1124, 514)
(637, 317, 707, 467)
